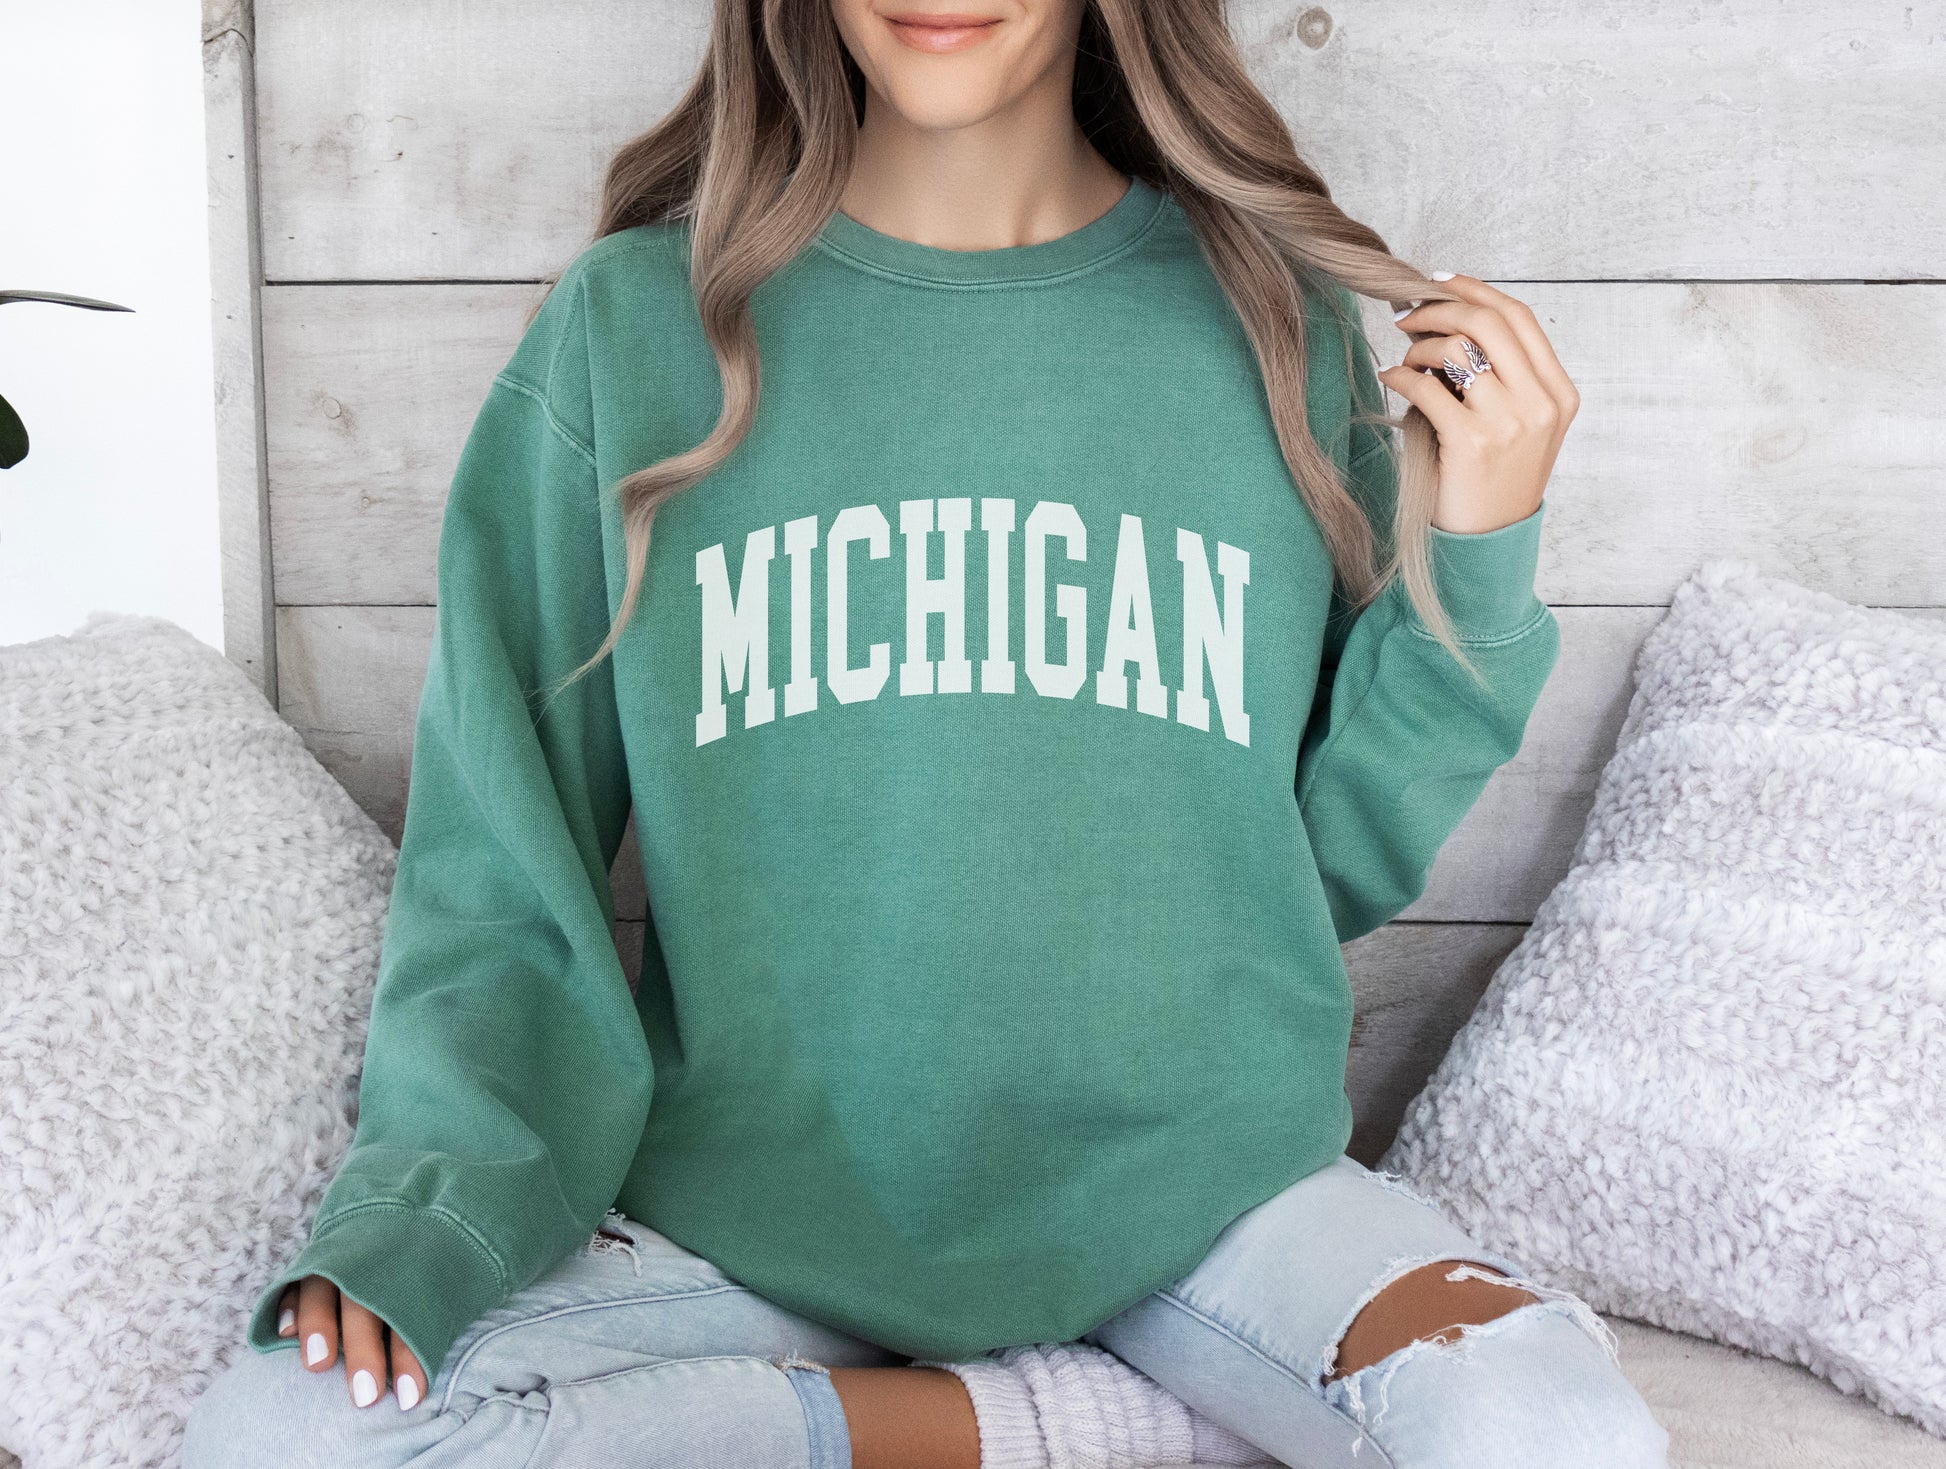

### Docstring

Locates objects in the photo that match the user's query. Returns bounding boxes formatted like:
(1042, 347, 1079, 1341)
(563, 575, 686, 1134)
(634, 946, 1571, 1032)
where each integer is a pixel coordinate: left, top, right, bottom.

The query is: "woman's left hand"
(1378, 273, 1580, 536)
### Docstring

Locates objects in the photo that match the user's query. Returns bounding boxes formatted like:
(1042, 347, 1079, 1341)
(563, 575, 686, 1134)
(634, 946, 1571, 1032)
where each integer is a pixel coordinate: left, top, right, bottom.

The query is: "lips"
(885, 12, 1002, 53)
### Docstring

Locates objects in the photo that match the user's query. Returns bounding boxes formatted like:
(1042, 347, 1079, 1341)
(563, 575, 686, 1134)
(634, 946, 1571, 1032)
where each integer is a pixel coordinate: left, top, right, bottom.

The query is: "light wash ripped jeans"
(183, 1155, 1669, 1469)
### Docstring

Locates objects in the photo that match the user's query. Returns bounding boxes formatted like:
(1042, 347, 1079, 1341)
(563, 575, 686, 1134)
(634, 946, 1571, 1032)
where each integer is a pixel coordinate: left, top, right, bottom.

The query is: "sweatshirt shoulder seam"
(541, 270, 587, 411)
(491, 371, 598, 469)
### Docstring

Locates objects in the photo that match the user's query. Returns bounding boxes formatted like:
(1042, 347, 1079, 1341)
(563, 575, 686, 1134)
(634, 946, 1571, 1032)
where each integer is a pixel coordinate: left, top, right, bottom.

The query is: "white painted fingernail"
(397, 1374, 422, 1411)
(1392, 304, 1416, 322)
(351, 1369, 379, 1407)
(305, 1332, 329, 1365)
(278, 1307, 296, 1334)
(1430, 270, 1456, 281)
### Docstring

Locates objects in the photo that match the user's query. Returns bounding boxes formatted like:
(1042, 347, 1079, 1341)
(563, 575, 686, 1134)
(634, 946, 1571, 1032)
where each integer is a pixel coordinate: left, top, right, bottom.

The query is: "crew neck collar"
(812, 174, 1168, 287)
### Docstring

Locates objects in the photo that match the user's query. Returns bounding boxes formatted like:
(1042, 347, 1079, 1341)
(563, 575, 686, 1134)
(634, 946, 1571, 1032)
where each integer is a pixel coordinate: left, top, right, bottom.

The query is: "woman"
(186, 2, 1668, 1466)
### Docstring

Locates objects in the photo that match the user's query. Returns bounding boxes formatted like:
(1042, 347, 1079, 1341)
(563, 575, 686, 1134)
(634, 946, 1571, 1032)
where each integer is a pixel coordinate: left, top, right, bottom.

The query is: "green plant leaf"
(0, 291, 133, 467)
(0, 290, 134, 312)
(0, 392, 26, 468)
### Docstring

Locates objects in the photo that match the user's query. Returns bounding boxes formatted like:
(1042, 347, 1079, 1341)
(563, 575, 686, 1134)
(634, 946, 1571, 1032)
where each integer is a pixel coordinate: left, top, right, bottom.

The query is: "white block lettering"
(980, 497, 1016, 694)
(696, 526, 776, 746)
(898, 497, 973, 697)
(1095, 512, 1168, 718)
(783, 513, 819, 717)
(1175, 528, 1250, 746)
(827, 504, 893, 704)
(1025, 501, 1088, 700)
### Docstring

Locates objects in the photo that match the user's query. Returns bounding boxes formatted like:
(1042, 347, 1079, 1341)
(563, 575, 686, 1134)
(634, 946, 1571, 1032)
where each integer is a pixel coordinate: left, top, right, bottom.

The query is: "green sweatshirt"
(246, 174, 1559, 1377)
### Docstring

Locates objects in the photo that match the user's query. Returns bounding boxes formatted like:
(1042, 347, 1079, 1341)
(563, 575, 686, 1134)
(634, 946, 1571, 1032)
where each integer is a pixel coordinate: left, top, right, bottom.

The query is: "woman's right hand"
(276, 1275, 427, 1410)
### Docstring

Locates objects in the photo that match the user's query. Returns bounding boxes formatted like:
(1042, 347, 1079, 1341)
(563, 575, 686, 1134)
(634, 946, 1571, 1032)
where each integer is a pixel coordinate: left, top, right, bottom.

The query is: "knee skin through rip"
(1324, 1258, 1541, 1383)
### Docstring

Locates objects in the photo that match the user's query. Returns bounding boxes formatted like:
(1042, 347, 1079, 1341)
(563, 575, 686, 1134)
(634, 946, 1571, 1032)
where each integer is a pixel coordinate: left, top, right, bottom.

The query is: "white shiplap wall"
(208, 0, 1946, 1163)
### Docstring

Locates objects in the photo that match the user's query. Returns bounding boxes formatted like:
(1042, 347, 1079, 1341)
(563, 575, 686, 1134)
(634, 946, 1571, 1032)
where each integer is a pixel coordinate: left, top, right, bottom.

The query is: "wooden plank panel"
(275, 603, 421, 838)
(255, 0, 703, 281)
(255, 0, 1946, 281)
(1356, 283, 1946, 610)
(275, 602, 1670, 929)
(1341, 922, 1528, 1164)
(204, 3, 276, 699)
(263, 284, 540, 604)
(264, 281, 1946, 608)
(1239, 1, 1946, 282)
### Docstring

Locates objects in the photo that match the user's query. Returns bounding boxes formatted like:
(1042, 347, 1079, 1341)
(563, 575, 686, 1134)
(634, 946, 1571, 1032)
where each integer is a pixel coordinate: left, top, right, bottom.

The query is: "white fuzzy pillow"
(0, 614, 396, 1469)
(1381, 559, 1946, 1437)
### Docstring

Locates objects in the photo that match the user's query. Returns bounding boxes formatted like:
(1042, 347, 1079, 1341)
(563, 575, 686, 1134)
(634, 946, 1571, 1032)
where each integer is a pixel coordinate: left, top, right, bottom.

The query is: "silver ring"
(1440, 337, 1493, 394)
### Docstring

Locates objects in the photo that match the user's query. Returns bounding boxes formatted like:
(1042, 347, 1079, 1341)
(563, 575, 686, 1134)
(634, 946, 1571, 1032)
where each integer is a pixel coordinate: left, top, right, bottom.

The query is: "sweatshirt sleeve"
(242, 268, 653, 1381)
(1294, 293, 1561, 945)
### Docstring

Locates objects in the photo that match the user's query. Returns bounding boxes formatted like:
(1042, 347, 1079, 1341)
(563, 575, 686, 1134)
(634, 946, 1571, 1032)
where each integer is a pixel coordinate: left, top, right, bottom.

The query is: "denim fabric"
(186, 1157, 1668, 1468)
(778, 1356, 855, 1469)
(184, 1212, 893, 1469)
(1081, 1155, 1670, 1468)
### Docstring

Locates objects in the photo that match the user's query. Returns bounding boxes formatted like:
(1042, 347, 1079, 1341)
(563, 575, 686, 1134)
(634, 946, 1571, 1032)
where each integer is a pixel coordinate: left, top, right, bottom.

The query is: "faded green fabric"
(246, 176, 1558, 1378)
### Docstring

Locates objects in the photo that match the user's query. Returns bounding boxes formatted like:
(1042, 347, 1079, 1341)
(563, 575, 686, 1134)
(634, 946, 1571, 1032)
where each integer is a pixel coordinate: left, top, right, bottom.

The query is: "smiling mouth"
(885, 13, 1003, 53)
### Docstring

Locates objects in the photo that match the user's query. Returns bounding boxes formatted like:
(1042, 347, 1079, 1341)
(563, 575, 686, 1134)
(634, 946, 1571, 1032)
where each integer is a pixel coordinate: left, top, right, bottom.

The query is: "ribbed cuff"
(913, 1357, 1047, 1469)
(245, 1201, 509, 1386)
(1414, 498, 1549, 642)
(1008, 1343, 1195, 1466)
(1192, 1415, 1278, 1466)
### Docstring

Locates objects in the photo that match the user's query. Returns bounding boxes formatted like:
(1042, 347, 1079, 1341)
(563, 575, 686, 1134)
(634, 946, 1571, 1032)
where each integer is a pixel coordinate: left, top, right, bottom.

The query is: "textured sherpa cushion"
(1381, 558, 1946, 1437)
(0, 613, 396, 1469)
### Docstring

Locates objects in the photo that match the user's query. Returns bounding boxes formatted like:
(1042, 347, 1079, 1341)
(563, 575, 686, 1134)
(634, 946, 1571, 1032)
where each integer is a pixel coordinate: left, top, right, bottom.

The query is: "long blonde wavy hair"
(546, 0, 1482, 697)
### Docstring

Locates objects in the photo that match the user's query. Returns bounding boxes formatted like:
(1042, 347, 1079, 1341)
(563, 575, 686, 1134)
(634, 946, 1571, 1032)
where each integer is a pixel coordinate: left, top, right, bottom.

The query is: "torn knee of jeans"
(1327, 1292, 1628, 1450)
(1438, 1263, 1620, 1366)
(1317, 1254, 1618, 1387)
(1312, 1252, 1487, 1386)
(1322, 1294, 1537, 1451)
(1316, 1261, 1606, 1456)
(1327, 1314, 1509, 1453)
